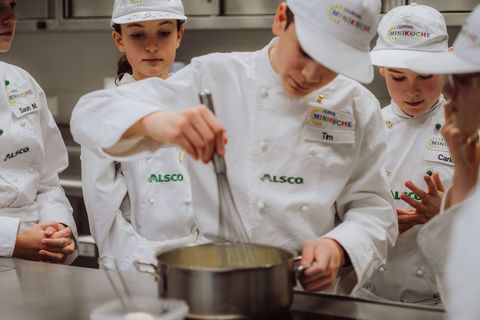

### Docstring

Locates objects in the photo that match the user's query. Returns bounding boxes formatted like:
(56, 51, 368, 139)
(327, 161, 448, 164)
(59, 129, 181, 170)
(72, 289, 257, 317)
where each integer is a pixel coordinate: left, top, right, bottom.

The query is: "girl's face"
(0, 0, 16, 53)
(381, 68, 445, 117)
(112, 19, 184, 80)
(444, 72, 480, 136)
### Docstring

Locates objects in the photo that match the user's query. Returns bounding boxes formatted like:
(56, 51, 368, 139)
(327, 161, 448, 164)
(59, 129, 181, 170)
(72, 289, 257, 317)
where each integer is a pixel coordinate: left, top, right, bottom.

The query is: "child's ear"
(379, 67, 386, 77)
(112, 30, 126, 54)
(272, 3, 288, 36)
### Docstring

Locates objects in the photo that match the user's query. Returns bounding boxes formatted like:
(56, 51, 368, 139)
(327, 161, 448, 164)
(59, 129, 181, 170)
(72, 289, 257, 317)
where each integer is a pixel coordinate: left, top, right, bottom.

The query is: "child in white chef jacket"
(72, 0, 398, 293)
(80, 0, 198, 272)
(0, 0, 77, 263)
(357, 4, 454, 304)
(408, 6, 480, 318)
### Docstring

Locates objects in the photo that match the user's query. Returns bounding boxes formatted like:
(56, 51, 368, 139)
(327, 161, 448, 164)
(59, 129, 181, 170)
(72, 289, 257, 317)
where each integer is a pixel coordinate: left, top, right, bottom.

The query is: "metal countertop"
(0, 258, 446, 320)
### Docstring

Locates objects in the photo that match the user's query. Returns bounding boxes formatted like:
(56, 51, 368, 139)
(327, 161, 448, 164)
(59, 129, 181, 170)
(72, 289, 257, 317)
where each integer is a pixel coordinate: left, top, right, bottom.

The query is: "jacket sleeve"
(0, 216, 20, 257)
(33, 78, 78, 264)
(70, 65, 201, 162)
(322, 95, 398, 293)
(417, 185, 480, 316)
(81, 147, 198, 272)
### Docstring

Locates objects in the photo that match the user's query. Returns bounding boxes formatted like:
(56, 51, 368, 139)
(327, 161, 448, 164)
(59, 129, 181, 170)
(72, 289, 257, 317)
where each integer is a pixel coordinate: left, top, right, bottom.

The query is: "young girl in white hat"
(80, 0, 197, 271)
(358, 3, 453, 305)
(409, 5, 480, 318)
(0, 0, 77, 263)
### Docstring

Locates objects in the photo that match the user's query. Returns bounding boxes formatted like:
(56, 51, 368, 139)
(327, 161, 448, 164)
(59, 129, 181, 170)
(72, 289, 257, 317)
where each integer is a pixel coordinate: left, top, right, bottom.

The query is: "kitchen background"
(3, 0, 476, 267)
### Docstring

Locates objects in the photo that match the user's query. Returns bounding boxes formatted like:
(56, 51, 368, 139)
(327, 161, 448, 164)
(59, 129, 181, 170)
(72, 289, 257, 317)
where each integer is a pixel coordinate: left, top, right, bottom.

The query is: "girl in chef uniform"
(358, 4, 454, 304)
(408, 6, 480, 318)
(80, 0, 197, 272)
(0, 0, 77, 263)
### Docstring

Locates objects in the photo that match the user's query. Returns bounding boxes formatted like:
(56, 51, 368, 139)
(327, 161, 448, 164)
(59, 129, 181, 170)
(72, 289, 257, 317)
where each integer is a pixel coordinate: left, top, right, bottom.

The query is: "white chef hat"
(286, 0, 381, 84)
(407, 5, 480, 74)
(112, 0, 187, 25)
(371, 3, 448, 69)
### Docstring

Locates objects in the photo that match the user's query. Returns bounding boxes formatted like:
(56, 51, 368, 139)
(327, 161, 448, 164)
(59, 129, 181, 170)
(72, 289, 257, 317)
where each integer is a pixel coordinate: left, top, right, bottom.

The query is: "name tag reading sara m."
(7, 84, 40, 118)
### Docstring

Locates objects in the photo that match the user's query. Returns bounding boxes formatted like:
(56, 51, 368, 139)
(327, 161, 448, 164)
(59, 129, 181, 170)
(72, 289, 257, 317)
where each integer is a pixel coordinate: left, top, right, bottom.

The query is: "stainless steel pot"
(136, 242, 299, 319)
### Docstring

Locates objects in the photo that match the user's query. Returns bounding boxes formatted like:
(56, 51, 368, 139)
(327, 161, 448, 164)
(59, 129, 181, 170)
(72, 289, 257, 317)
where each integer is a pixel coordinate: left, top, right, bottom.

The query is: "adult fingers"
(199, 106, 227, 158)
(41, 238, 72, 251)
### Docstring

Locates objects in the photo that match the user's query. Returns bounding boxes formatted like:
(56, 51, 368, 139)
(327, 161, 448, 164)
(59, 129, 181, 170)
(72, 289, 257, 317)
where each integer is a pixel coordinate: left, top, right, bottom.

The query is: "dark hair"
(285, 6, 294, 30)
(113, 20, 185, 84)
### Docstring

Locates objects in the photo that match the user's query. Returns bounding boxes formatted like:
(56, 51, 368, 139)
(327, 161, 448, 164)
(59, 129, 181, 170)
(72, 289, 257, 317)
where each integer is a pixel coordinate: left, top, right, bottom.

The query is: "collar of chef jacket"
(390, 95, 446, 120)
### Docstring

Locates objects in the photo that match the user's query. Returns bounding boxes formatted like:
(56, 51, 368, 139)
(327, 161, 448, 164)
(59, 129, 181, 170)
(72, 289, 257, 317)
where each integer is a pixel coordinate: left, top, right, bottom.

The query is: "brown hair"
(285, 6, 294, 29)
(113, 20, 185, 84)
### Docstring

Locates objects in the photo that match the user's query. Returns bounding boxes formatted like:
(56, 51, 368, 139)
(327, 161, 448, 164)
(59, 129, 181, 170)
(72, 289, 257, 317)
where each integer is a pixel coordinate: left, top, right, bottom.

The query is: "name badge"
(304, 104, 355, 144)
(7, 84, 39, 118)
(424, 150, 454, 167)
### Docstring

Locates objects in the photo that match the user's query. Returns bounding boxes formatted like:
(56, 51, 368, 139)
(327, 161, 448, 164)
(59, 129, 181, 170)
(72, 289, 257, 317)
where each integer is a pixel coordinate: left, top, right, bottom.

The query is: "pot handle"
(291, 256, 315, 278)
(134, 261, 157, 276)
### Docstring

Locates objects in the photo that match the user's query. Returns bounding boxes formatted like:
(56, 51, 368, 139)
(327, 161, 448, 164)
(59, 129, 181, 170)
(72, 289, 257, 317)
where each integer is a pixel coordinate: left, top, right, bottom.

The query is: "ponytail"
(113, 23, 132, 85)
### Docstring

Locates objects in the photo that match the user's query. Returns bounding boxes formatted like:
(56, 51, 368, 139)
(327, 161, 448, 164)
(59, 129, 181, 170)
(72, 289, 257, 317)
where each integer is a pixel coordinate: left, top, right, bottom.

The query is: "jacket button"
(300, 205, 309, 213)
(416, 269, 424, 277)
(259, 141, 268, 151)
(378, 266, 385, 273)
(257, 200, 266, 212)
(148, 198, 155, 205)
(29, 168, 35, 173)
(260, 88, 268, 98)
(308, 147, 316, 155)
(20, 121, 26, 127)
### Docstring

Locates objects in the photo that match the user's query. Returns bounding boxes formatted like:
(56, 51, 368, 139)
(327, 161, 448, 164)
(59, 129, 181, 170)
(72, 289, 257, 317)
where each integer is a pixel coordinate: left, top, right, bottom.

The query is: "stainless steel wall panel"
(16, 0, 52, 19)
(65, 0, 113, 18)
(408, 0, 479, 12)
(224, 0, 281, 15)
(183, 0, 220, 16)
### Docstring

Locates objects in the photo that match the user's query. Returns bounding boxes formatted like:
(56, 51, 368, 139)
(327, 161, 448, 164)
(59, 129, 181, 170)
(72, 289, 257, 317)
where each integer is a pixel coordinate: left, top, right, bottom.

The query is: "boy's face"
(270, 4, 337, 97)
(112, 19, 184, 80)
(381, 68, 444, 117)
(444, 72, 480, 136)
(0, 0, 16, 53)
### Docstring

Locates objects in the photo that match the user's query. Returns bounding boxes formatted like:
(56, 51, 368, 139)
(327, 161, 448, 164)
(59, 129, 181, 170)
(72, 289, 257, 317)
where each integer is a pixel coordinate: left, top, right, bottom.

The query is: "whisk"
(199, 90, 257, 267)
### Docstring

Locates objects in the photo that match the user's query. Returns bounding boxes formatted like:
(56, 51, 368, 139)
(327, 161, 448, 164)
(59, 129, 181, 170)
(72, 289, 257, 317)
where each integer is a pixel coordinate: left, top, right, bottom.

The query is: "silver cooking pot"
(136, 242, 303, 319)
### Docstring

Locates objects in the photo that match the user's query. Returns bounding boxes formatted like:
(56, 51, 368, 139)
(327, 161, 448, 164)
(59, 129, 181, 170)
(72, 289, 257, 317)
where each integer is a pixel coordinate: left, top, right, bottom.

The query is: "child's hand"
(397, 209, 425, 233)
(298, 238, 346, 292)
(41, 224, 76, 257)
(13, 222, 69, 263)
(126, 106, 228, 164)
(398, 173, 445, 229)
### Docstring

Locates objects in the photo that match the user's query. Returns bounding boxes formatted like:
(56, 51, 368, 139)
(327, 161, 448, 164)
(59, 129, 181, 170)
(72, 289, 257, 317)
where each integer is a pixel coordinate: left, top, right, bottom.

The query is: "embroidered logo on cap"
(128, 0, 143, 6)
(460, 28, 479, 46)
(328, 4, 372, 33)
(386, 24, 431, 41)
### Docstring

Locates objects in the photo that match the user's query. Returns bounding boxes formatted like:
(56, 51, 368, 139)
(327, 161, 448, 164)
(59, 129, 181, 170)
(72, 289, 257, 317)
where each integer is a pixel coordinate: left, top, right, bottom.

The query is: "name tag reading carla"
(424, 150, 454, 167)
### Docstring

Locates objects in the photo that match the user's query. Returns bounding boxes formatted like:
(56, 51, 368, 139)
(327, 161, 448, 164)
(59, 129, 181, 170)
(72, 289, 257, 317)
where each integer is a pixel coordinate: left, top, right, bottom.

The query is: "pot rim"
(155, 242, 297, 272)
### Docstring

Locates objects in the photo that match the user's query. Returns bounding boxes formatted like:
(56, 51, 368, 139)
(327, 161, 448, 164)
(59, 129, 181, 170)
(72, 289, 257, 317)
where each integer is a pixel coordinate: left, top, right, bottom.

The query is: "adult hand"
(396, 209, 425, 233)
(299, 238, 346, 292)
(13, 222, 67, 263)
(126, 106, 228, 164)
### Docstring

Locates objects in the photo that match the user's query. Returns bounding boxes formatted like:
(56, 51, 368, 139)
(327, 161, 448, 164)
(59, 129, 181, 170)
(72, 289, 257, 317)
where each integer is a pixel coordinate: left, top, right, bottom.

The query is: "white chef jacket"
(358, 98, 454, 303)
(71, 40, 398, 291)
(81, 74, 199, 271)
(418, 175, 480, 320)
(0, 61, 77, 263)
